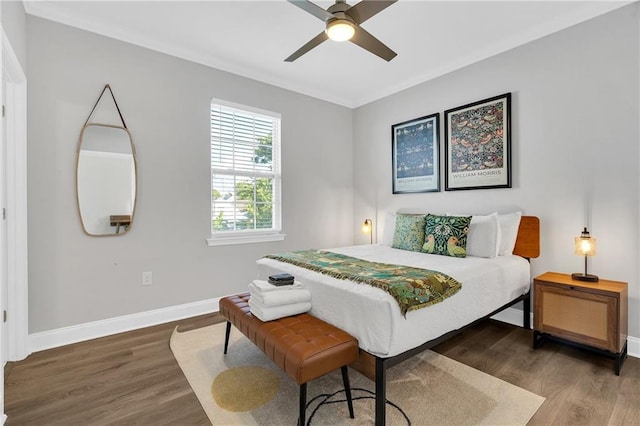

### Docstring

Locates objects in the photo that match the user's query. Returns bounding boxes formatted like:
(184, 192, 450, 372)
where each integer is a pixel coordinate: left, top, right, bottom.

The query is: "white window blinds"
(210, 100, 281, 237)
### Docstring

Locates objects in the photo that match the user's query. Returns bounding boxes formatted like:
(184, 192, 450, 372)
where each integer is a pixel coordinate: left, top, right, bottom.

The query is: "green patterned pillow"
(392, 214, 426, 252)
(422, 214, 472, 257)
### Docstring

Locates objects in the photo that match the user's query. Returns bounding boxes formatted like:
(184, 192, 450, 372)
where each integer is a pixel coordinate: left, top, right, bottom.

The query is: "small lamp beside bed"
(571, 227, 599, 282)
(362, 218, 373, 244)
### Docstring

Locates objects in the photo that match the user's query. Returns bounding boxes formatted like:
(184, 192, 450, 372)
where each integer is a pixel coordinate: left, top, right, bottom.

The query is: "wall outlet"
(142, 271, 153, 286)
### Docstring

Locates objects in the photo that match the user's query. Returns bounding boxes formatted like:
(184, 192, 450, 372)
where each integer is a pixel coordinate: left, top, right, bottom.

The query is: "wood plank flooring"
(5, 315, 639, 425)
(433, 321, 639, 425)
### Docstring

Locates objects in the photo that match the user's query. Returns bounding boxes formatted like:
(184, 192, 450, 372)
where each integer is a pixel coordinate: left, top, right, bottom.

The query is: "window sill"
(207, 232, 286, 246)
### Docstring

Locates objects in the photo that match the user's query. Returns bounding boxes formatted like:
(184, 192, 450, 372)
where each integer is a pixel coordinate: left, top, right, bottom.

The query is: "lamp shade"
(574, 228, 596, 256)
(362, 218, 373, 244)
(361, 219, 372, 234)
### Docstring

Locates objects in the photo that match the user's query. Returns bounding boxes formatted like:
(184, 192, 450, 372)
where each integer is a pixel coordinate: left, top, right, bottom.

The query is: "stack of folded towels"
(248, 274, 312, 322)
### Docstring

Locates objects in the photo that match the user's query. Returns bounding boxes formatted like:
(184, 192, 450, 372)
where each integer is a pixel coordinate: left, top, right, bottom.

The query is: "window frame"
(207, 99, 285, 246)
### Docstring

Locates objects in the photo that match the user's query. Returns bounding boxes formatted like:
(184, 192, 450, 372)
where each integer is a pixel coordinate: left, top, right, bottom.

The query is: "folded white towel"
(248, 299, 311, 322)
(250, 279, 304, 292)
(249, 287, 311, 307)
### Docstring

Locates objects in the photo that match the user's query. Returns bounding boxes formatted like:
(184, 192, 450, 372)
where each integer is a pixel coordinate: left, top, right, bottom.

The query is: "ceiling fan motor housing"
(327, 1, 351, 15)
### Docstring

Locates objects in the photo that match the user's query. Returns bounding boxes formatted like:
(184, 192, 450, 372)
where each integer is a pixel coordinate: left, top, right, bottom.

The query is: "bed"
(257, 215, 540, 425)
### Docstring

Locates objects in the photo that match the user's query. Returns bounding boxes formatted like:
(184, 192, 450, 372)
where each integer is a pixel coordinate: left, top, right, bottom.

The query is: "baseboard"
(28, 297, 222, 354)
(27, 302, 640, 360)
(492, 307, 640, 358)
(491, 306, 533, 329)
(629, 336, 640, 358)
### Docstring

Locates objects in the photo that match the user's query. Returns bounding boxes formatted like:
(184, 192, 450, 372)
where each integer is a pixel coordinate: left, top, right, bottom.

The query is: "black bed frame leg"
(341, 366, 355, 418)
(375, 357, 386, 426)
(223, 321, 231, 354)
(523, 291, 531, 329)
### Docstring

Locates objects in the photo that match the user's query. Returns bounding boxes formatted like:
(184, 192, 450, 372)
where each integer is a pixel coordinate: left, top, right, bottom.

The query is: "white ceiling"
(23, 0, 630, 108)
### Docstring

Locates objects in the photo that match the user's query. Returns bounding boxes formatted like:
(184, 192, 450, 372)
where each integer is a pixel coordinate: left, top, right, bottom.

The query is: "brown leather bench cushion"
(219, 292, 359, 384)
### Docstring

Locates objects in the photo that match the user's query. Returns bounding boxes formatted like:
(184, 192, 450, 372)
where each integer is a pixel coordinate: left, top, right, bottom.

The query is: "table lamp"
(571, 227, 598, 282)
(362, 219, 373, 244)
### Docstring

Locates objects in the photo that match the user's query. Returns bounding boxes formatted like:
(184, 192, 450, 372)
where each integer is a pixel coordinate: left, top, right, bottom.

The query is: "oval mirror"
(76, 123, 137, 236)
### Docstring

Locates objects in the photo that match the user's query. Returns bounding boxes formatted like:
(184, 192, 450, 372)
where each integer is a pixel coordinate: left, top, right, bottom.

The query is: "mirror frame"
(76, 123, 138, 237)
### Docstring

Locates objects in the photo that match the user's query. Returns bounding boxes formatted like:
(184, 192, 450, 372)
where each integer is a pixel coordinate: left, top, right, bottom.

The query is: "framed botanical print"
(444, 93, 511, 191)
(392, 113, 440, 194)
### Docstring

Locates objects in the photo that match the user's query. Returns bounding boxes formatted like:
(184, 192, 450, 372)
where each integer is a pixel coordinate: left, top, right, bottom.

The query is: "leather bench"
(219, 292, 359, 426)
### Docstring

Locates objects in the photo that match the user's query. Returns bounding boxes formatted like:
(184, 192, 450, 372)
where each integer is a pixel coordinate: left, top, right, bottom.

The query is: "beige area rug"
(170, 323, 545, 425)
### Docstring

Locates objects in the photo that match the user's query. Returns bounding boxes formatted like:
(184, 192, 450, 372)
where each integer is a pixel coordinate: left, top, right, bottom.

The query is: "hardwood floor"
(434, 321, 639, 425)
(4, 314, 221, 425)
(5, 316, 639, 425)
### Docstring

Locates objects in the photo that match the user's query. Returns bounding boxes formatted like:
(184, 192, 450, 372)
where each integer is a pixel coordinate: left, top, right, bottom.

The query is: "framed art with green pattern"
(392, 113, 440, 193)
(444, 93, 511, 191)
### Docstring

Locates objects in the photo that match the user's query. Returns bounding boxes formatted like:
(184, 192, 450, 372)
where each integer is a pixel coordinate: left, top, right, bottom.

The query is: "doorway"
(1, 28, 29, 364)
(1, 72, 8, 366)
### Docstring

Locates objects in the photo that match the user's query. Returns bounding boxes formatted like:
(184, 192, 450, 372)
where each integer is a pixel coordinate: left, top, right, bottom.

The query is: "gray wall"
(1, 0, 27, 71)
(23, 4, 640, 342)
(353, 4, 640, 338)
(26, 16, 354, 333)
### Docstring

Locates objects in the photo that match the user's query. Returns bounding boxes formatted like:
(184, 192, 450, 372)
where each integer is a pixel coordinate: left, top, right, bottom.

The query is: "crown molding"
(22, 1, 633, 108)
(22, 0, 356, 107)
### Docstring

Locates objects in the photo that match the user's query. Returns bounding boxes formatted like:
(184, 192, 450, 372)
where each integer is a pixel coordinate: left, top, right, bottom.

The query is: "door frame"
(1, 26, 29, 363)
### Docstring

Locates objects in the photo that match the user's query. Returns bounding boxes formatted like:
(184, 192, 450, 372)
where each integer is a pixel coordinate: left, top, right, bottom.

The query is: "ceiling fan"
(285, 0, 398, 62)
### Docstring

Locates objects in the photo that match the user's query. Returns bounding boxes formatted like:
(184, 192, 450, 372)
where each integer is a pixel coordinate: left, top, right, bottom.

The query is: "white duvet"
(256, 245, 530, 358)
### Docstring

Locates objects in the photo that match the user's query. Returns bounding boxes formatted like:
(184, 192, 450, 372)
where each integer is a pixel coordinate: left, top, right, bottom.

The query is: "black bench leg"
(299, 382, 307, 426)
(223, 321, 231, 354)
(341, 366, 355, 418)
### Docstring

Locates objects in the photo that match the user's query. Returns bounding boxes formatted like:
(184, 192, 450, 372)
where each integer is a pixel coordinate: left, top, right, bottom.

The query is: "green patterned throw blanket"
(264, 250, 462, 316)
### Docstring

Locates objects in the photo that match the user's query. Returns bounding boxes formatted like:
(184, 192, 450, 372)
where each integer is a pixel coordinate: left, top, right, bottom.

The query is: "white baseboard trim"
(492, 307, 640, 359)
(28, 297, 222, 354)
(629, 336, 640, 358)
(491, 306, 533, 329)
(28, 302, 640, 360)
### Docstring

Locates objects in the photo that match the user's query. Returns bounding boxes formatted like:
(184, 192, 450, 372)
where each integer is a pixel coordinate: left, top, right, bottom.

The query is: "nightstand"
(533, 272, 628, 375)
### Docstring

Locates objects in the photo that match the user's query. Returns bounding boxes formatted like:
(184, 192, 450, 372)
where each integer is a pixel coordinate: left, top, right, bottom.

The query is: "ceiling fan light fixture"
(325, 19, 355, 42)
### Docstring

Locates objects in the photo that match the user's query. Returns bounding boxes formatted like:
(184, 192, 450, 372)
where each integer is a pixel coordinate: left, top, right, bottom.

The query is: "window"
(208, 99, 284, 246)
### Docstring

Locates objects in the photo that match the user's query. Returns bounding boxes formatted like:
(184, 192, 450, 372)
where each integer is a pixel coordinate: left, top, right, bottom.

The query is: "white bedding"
(256, 245, 530, 358)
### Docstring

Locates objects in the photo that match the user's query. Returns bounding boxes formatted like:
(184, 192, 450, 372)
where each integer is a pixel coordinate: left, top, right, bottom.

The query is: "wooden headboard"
(513, 216, 540, 259)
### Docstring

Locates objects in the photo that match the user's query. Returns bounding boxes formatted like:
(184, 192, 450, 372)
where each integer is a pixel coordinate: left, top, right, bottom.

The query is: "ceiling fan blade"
(350, 26, 397, 61)
(347, 0, 397, 24)
(287, 0, 334, 22)
(285, 31, 329, 62)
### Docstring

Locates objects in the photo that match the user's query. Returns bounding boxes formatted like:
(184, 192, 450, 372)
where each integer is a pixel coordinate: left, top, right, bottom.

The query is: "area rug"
(170, 323, 544, 425)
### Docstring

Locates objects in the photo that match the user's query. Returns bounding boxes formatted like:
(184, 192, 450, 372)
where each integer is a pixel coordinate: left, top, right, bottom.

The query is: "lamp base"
(571, 272, 599, 282)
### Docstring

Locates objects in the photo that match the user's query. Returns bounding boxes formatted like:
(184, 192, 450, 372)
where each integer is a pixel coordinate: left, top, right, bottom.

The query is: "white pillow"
(498, 212, 522, 256)
(381, 212, 396, 246)
(466, 213, 501, 258)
